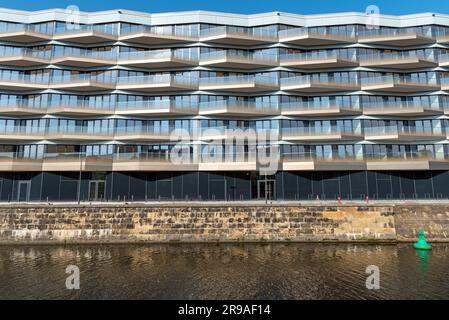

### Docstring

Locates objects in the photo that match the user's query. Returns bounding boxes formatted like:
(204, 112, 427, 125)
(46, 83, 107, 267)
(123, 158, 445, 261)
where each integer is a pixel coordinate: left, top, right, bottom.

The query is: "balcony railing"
(47, 127, 114, 137)
(361, 75, 439, 86)
(279, 28, 356, 41)
(118, 49, 198, 63)
(50, 74, 116, 86)
(359, 52, 436, 63)
(0, 100, 47, 111)
(358, 28, 433, 39)
(0, 48, 52, 60)
(282, 152, 359, 162)
(281, 75, 359, 87)
(0, 126, 46, 136)
(116, 75, 198, 90)
(362, 101, 441, 112)
(281, 101, 360, 112)
(0, 23, 52, 36)
(0, 73, 50, 85)
(120, 26, 198, 39)
(364, 125, 442, 136)
(280, 51, 357, 63)
(200, 75, 278, 87)
(199, 100, 278, 113)
(441, 77, 449, 87)
(200, 26, 278, 41)
(116, 99, 197, 113)
(54, 24, 118, 36)
(282, 126, 360, 136)
(114, 126, 176, 138)
(53, 49, 117, 61)
(365, 152, 446, 161)
(200, 51, 278, 64)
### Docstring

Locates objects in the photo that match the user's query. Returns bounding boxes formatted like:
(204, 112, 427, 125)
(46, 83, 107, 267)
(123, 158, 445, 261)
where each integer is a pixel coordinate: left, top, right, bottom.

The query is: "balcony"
(281, 102, 361, 117)
(0, 103, 47, 116)
(198, 100, 279, 117)
(439, 54, 449, 67)
(364, 126, 445, 142)
(359, 53, 438, 70)
(41, 153, 113, 172)
(278, 28, 355, 46)
(50, 75, 115, 92)
(199, 75, 279, 93)
(0, 127, 46, 141)
(53, 26, 117, 44)
(282, 155, 365, 171)
(115, 100, 197, 116)
(199, 51, 278, 69)
(120, 27, 197, 45)
(0, 155, 43, 171)
(361, 76, 440, 93)
(112, 153, 198, 172)
(358, 29, 435, 46)
(52, 51, 117, 67)
(362, 101, 442, 116)
(116, 75, 197, 93)
(280, 76, 360, 93)
(0, 24, 51, 42)
(0, 74, 48, 91)
(46, 103, 114, 117)
(114, 128, 173, 142)
(441, 77, 449, 91)
(118, 50, 198, 68)
(280, 52, 358, 69)
(0, 50, 50, 67)
(281, 127, 362, 142)
(199, 127, 279, 143)
(366, 154, 449, 171)
(46, 128, 114, 141)
(436, 33, 449, 44)
(200, 26, 277, 45)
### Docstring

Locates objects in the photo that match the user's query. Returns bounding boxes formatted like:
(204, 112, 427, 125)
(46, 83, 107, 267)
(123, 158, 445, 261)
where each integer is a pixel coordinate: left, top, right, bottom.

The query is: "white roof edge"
(1, 8, 449, 27)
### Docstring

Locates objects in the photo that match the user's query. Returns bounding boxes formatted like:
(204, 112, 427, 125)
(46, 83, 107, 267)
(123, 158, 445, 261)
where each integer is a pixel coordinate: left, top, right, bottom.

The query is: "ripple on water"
(0, 243, 448, 300)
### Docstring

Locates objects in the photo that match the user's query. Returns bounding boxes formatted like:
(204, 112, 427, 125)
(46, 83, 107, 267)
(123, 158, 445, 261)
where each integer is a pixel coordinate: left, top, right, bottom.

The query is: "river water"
(0, 243, 448, 300)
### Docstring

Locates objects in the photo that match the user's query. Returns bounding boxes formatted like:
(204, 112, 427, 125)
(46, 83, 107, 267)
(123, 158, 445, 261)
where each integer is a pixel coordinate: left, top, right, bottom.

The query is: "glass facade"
(1, 10, 449, 201)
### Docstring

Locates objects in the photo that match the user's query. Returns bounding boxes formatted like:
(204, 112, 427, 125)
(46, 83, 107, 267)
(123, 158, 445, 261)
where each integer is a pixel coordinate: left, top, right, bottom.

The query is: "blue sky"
(0, 0, 449, 15)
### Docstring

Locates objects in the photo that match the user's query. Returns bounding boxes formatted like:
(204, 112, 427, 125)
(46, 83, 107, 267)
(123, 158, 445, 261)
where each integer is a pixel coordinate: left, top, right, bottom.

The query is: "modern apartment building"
(1, 8, 449, 202)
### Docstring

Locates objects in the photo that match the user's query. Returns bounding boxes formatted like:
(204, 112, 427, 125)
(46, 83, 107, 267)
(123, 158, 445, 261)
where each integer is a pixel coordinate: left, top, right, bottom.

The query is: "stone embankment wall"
(0, 204, 448, 243)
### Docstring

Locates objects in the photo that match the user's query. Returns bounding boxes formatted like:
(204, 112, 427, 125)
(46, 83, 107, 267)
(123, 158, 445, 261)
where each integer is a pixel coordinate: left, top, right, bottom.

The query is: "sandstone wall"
(0, 204, 447, 243)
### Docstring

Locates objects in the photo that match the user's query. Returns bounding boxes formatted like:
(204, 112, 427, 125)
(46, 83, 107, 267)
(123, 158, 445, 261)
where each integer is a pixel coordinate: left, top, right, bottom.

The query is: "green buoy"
(414, 228, 432, 250)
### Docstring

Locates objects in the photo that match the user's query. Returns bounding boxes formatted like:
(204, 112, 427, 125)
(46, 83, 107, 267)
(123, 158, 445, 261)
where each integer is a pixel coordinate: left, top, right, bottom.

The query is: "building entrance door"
(17, 180, 31, 202)
(89, 180, 105, 201)
(257, 179, 276, 200)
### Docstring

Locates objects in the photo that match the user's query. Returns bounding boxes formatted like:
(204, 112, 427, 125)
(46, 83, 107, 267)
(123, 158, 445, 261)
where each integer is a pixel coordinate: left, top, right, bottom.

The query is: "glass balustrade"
(281, 75, 359, 86)
(201, 26, 278, 40)
(358, 28, 432, 39)
(282, 152, 358, 161)
(359, 52, 436, 62)
(364, 125, 440, 136)
(362, 100, 440, 111)
(278, 27, 356, 40)
(282, 125, 358, 136)
(200, 51, 278, 64)
(54, 24, 118, 36)
(361, 75, 438, 86)
(199, 100, 278, 112)
(281, 101, 360, 111)
(280, 51, 357, 62)
(120, 25, 197, 38)
(200, 75, 278, 87)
